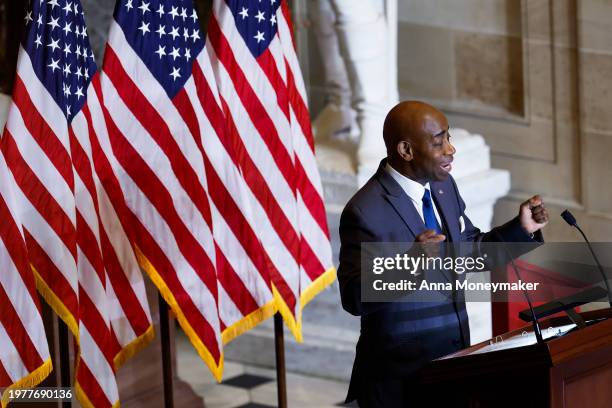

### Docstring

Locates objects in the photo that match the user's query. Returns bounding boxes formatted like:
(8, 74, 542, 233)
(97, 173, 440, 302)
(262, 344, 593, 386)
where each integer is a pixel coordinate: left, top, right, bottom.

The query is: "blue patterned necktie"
(422, 189, 442, 234)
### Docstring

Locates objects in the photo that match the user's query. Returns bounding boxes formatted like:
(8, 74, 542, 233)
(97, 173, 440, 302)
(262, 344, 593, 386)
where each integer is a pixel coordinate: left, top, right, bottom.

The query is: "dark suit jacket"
(338, 159, 541, 407)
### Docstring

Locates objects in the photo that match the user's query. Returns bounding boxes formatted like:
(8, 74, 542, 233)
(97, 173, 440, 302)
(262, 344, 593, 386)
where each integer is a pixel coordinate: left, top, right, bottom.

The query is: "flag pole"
(57, 318, 71, 408)
(158, 293, 174, 408)
(274, 313, 288, 408)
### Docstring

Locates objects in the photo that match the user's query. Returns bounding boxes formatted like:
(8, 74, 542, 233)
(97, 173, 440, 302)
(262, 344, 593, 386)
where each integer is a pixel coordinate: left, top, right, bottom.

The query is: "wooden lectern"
(419, 309, 612, 407)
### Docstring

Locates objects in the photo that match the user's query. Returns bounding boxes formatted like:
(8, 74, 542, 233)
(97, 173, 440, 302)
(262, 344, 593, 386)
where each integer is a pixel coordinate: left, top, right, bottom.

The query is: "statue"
(310, 0, 398, 184)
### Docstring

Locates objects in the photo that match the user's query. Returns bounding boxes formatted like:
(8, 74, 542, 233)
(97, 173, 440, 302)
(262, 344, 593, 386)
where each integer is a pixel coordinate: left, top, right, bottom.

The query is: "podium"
(419, 309, 612, 407)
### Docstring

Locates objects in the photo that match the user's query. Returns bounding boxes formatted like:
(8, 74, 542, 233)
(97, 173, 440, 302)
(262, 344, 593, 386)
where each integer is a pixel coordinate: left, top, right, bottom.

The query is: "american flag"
(1, 0, 153, 406)
(99, 0, 278, 379)
(206, 0, 335, 339)
(0, 150, 52, 408)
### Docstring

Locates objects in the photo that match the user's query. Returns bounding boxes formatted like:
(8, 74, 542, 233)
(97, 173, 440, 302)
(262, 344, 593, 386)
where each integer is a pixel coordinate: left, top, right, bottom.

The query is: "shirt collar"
(384, 162, 430, 204)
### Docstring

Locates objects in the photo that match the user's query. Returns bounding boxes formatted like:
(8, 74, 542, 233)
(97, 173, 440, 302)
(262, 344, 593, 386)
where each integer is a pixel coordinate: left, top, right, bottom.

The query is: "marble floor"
(176, 331, 356, 408)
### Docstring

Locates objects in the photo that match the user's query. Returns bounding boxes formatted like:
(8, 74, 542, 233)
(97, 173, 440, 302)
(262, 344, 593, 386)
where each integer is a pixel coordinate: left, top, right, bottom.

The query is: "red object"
(492, 259, 587, 334)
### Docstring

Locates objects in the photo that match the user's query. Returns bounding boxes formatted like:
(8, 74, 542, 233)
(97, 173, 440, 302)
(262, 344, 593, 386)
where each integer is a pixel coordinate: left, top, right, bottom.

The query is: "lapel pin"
(438, 189, 444, 195)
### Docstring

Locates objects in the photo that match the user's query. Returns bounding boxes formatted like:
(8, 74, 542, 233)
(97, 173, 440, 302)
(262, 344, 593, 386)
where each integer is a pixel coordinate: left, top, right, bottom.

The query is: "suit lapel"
(375, 161, 425, 238)
(383, 194, 425, 238)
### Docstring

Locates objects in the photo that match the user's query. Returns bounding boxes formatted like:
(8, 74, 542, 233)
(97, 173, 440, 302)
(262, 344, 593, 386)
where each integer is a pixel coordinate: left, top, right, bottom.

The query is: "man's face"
(407, 112, 456, 182)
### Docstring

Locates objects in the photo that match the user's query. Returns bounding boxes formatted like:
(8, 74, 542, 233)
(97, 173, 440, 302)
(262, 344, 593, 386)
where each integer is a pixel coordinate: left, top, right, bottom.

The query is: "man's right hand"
(415, 229, 446, 243)
(415, 229, 446, 258)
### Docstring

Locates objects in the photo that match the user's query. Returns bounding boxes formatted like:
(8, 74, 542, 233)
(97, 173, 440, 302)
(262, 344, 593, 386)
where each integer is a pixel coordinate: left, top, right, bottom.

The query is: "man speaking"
(337, 101, 549, 407)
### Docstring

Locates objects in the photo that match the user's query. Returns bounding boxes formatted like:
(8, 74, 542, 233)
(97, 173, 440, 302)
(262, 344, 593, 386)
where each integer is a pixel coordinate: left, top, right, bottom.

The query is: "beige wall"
(301, 0, 612, 242)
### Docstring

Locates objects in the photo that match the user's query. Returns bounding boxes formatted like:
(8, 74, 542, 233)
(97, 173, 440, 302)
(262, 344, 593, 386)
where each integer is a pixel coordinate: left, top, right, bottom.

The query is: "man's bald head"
(382, 101, 455, 183)
(383, 101, 445, 154)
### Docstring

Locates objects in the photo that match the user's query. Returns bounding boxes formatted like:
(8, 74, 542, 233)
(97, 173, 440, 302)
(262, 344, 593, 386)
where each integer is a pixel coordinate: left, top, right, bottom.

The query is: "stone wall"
(300, 0, 612, 242)
(397, 0, 524, 117)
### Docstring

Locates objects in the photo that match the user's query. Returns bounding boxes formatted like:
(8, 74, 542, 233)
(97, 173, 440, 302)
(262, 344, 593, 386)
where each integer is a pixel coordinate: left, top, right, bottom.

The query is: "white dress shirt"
(385, 163, 443, 228)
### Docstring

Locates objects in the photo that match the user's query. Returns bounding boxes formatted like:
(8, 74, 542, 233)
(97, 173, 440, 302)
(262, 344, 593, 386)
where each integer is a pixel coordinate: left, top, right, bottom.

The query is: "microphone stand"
(561, 210, 612, 307)
(495, 231, 544, 344)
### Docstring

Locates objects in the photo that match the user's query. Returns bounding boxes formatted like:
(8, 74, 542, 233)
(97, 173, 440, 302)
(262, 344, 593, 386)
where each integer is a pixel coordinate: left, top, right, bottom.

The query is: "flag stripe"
(285, 63, 314, 151)
(174, 83, 269, 280)
(277, 2, 333, 287)
(280, 1, 297, 49)
(207, 16, 297, 195)
(214, 245, 259, 318)
(81, 101, 152, 335)
(12, 78, 74, 189)
(75, 352, 113, 408)
(3, 131, 78, 262)
(77, 324, 118, 405)
(78, 290, 118, 364)
(93, 78, 221, 361)
(0, 248, 48, 361)
(172, 88, 269, 317)
(257, 49, 290, 120)
(103, 47, 214, 229)
(0, 357, 12, 385)
(83, 92, 151, 333)
(295, 157, 329, 237)
(185, 74, 272, 291)
(193, 61, 300, 304)
(182, 73, 276, 337)
(4, 120, 75, 241)
(0, 282, 44, 372)
(203, 163, 271, 295)
(205, 52, 299, 233)
(101, 84, 218, 297)
(0, 326, 27, 383)
(75, 213, 105, 284)
(100, 229, 151, 334)
(23, 230, 78, 318)
(0, 198, 38, 303)
(97, 81, 217, 276)
(210, 3, 296, 158)
(219, 95, 298, 308)
(105, 22, 213, 197)
(14, 47, 69, 151)
(212, 77, 301, 261)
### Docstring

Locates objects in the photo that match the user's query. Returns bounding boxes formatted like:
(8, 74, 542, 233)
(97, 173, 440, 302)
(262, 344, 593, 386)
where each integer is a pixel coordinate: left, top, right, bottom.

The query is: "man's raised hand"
(519, 195, 549, 234)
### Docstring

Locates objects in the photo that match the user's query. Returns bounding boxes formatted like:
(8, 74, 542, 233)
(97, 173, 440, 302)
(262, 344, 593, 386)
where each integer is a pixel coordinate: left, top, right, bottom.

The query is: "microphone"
(560, 210, 577, 227)
(494, 231, 544, 344)
(560, 210, 612, 307)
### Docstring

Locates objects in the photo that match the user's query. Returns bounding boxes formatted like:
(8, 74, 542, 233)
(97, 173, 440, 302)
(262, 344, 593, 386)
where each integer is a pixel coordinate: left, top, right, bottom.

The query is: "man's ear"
(397, 141, 413, 161)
